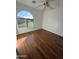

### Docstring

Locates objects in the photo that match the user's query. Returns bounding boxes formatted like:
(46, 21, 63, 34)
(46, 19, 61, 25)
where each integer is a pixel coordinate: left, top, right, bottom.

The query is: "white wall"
(16, 2, 43, 34)
(42, 8, 63, 36)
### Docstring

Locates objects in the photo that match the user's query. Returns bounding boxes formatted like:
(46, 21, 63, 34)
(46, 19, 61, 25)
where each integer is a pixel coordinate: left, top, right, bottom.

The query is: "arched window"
(16, 10, 34, 28)
(17, 10, 33, 19)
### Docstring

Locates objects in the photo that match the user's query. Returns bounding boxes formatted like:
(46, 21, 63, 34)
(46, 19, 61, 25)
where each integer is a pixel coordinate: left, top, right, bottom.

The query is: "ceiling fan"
(32, 0, 54, 9)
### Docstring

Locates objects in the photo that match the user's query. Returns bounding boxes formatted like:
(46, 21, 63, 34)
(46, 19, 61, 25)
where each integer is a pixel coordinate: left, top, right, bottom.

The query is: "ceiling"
(16, 0, 63, 10)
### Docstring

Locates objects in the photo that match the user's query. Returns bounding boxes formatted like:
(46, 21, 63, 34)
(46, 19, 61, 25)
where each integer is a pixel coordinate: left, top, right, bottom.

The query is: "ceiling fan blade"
(39, 0, 46, 3)
(35, 4, 44, 8)
(34, 0, 54, 9)
(46, 0, 54, 9)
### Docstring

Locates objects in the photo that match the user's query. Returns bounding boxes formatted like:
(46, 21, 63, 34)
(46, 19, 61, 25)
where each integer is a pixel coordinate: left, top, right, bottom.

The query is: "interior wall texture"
(16, 1, 63, 36)
(42, 8, 63, 36)
(16, 2, 43, 34)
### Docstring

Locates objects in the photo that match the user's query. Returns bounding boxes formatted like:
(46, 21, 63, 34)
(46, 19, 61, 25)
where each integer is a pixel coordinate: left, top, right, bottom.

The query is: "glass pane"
(16, 10, 34, 34)
(17, 10, 33, 19)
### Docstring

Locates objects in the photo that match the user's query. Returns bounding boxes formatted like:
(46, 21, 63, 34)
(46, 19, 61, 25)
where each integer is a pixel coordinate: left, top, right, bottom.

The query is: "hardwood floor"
(16, 29, 63, 59)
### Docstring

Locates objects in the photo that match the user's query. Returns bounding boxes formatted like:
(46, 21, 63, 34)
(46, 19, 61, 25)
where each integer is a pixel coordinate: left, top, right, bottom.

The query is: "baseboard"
(42, 28, 63, 37)
(17, 27, 42, 35)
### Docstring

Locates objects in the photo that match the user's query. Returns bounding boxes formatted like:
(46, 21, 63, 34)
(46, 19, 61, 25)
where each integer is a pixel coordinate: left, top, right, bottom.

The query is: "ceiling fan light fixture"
(32, 0, 36, 3)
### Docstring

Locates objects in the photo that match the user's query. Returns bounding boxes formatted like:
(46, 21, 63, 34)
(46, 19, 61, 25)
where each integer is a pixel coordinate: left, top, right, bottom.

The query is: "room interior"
(16, 0, 63, 59)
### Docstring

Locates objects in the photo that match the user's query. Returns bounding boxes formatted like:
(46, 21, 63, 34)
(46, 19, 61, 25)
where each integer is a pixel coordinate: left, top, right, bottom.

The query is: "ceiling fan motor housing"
(32, 0, 36, 3)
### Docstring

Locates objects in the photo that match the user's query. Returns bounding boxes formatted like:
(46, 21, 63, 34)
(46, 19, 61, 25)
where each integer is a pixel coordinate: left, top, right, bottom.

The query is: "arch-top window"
(17, 10, 33, 19)
(16, 10, 34, 29)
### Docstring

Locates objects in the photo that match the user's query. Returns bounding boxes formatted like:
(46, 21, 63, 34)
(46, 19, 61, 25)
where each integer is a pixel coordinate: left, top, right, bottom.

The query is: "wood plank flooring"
(16, 29, 63, 59)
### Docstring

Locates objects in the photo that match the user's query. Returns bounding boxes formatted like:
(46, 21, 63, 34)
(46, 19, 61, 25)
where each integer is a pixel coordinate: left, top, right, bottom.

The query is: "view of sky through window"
(17, 10, 33, 19)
